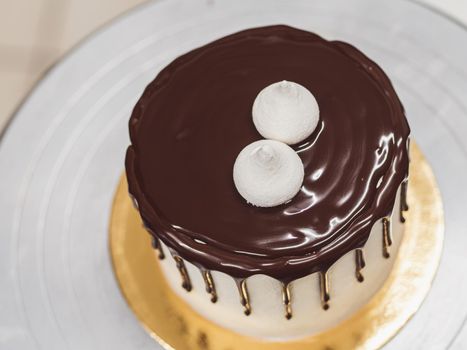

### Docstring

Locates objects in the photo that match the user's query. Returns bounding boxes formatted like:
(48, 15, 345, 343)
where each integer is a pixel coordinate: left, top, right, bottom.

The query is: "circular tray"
(1, 0, 467, 349)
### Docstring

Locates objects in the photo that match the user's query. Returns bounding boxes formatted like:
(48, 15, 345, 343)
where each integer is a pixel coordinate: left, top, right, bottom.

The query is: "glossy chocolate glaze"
(126, 25, 410, 283)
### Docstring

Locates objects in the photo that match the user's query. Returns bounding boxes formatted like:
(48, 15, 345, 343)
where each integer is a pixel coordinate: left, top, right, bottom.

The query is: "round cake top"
(126, 25, 410, 282)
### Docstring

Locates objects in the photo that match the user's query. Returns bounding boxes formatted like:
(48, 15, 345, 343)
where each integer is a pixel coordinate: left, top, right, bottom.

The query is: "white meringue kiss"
(252, 80, 319, 145)
(233, 139, 304, 207)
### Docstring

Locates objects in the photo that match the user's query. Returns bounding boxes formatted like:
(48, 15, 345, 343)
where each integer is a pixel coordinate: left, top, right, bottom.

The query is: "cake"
(125, 25, 410, 340)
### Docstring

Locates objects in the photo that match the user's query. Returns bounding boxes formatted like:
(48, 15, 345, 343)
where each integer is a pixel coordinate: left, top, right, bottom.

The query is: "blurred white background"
(0, 0, 466, 132)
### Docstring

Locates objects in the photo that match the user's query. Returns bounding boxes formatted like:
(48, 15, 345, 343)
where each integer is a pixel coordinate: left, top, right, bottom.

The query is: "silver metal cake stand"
(1, 0, 466, 349)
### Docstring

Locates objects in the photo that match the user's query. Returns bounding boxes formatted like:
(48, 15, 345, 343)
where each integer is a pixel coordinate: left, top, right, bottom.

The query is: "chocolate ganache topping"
(126, 25, 410, 283)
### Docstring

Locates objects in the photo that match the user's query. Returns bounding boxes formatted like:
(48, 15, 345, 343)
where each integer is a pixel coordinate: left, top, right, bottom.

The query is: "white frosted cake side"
(154, 186, 405, 340)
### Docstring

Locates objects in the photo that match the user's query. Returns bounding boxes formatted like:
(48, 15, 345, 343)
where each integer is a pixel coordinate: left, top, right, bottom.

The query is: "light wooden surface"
(0, 0, 465, 133)
(0, 0, 147, 132)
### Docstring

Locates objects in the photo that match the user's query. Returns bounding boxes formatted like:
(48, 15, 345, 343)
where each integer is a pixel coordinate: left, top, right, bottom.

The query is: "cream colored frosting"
(156, 186, 405, 340)
(233, 139, 304, 207)
(252, 80, 319, 145)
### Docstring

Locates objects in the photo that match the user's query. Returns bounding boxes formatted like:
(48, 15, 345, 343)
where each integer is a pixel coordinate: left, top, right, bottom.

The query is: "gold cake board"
(110, 144, 444, 350)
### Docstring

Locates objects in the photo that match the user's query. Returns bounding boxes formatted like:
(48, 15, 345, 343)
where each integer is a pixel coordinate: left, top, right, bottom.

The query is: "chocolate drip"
(125, 25, 410, 282)
(319, 271, 330, 310)
(129, 193, 139, 209)
(355, 249, 365, 283)
(150, 235, 165, 260)
(201, 269, 218, 303)
(235, 279, 251, 316)
(400, 181, 409, 223)
(382, 218, 392, 259)
(281, 283, 293, 320)
(170, 252, 192, 292)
